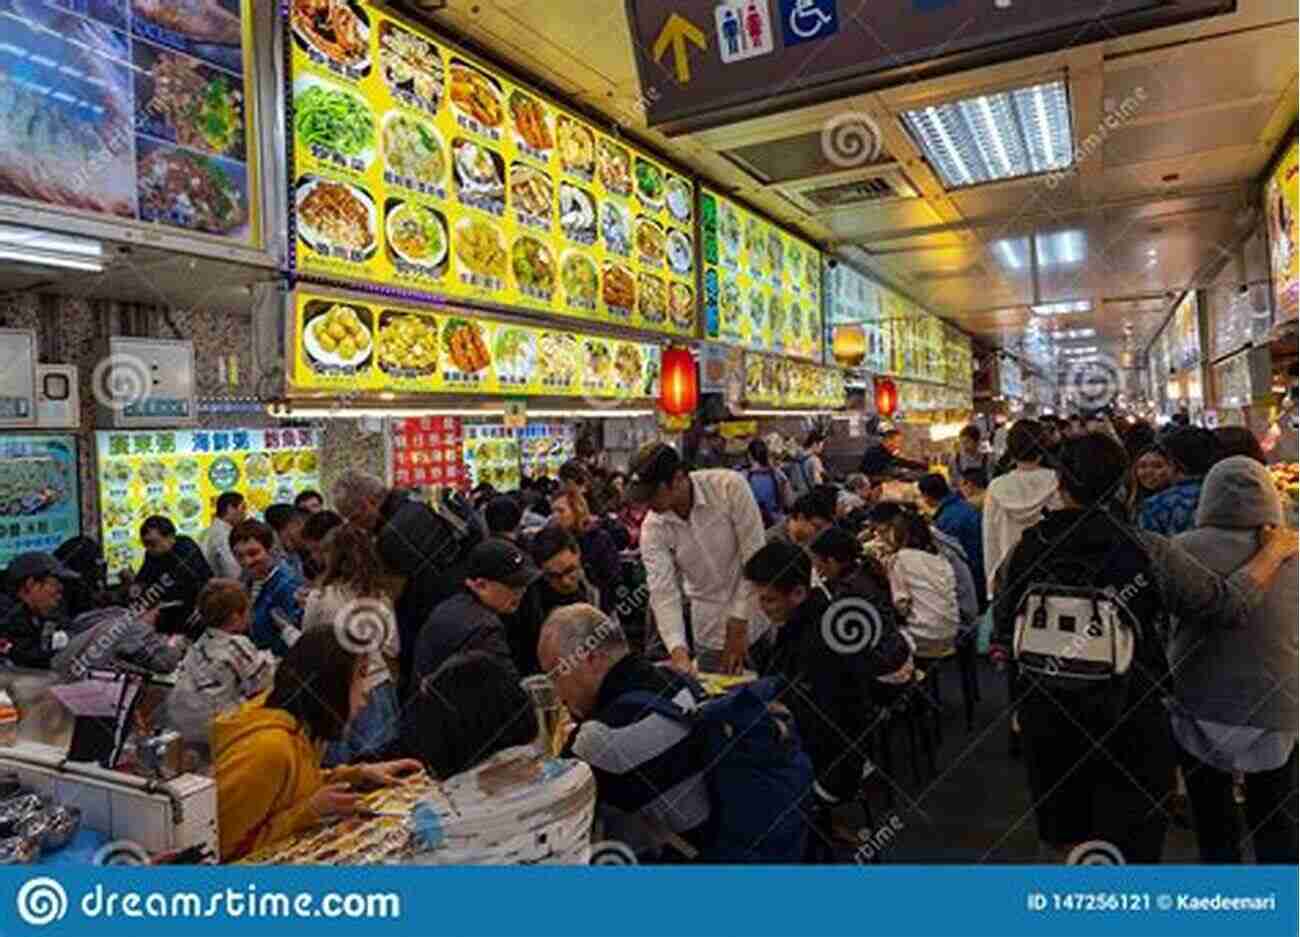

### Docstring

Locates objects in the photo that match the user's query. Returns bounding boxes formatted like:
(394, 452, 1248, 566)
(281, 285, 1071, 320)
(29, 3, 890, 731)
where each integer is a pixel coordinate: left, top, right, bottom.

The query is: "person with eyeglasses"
(409, 539, 537, 694)
(498, 526, 599, 678)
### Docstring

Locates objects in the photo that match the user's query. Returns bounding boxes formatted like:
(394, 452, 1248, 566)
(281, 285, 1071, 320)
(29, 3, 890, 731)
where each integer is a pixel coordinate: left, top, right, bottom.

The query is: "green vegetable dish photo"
(295, 79, 376, 161)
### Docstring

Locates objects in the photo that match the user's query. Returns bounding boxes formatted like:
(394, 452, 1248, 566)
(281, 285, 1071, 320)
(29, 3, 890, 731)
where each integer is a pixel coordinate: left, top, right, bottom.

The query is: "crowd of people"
(0, 412, 1296, 866)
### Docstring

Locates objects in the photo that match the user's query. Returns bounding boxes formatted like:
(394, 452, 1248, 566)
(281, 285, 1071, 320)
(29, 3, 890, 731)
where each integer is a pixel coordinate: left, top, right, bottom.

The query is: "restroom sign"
(715, 0, 774, 63)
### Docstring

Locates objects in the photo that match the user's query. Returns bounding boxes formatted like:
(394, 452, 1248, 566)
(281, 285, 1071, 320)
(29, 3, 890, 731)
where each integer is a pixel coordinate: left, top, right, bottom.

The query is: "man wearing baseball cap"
(628, 442, 768, 675)
(1, 552, 79, 669)
(408, 539, 540, 694)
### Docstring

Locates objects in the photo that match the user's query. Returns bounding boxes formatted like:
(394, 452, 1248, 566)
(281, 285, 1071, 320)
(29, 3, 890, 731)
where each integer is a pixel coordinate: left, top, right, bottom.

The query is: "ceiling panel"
(1103, 102, 1278, 167)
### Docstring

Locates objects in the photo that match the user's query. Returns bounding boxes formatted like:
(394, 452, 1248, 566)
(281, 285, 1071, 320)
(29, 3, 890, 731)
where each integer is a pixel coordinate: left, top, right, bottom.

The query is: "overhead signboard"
(699, 187, 823, 361)
(742, 352, 844, 408)
(0, 0, 260, 246)
(625, 0, 1234, 134)
(287, 0, 696, 339)
(289, 288, 662, 401)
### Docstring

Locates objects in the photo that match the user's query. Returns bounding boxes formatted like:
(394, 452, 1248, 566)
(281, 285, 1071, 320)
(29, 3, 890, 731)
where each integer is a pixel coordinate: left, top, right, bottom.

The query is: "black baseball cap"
(465, 539, 540, 589)
(626, 442, 682, 504)
(5, 552, 79, 588)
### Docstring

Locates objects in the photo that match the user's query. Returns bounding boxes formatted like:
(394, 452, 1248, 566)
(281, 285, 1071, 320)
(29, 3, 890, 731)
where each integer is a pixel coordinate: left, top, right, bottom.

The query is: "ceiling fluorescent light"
(901, 79, 1073, 189)
(1036, 230, 1085, 267)
(992, 239, 1027, 270)
(269, 405, 655, 419)
(1052, 328, 1097, 339)
(1032, 300, 1091, 316)
(0, 224, 104, 272)
(0, 247, 103, 272)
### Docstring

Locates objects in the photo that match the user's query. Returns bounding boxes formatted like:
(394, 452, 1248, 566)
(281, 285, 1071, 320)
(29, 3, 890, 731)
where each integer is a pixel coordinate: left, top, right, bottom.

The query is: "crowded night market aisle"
(0, 1, 1296, 931)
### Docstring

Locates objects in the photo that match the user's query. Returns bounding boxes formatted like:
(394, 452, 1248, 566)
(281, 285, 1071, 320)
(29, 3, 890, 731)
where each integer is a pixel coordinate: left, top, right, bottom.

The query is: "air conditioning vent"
(775, 165, 917, 215)
(803, 177, 897, 207)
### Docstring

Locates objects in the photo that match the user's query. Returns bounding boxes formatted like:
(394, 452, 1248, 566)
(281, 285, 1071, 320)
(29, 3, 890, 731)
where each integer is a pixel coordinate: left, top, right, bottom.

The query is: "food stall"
(1264, 136, 1298, 328)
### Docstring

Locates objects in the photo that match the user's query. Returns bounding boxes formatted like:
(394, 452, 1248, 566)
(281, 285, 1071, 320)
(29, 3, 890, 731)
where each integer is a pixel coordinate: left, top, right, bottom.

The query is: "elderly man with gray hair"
(538, 603, 713, 860)
(330, 470, 481, 695)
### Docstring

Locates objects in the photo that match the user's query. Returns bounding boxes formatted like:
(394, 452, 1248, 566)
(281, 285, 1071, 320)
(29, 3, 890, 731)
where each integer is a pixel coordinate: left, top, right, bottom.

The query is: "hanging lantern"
(875, 377, 898, 418)
(831, 324, 867, 367)
(660, 346, 698, 417)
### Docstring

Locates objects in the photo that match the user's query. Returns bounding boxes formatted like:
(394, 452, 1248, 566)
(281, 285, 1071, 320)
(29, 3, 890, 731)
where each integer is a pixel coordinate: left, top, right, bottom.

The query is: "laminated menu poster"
(700, 187, 823, 361)
(287, 0, 695, 338)
(0, 435, 81, 570)
(0, 0, 257, 245)
(1265, 138, 1299, 324)
(463, 423, 520, 491)
(291, 290, 662, 400)
(96, 428, 321, 575)
(742, 353, 845, 408)
(390, 417, 465, 490)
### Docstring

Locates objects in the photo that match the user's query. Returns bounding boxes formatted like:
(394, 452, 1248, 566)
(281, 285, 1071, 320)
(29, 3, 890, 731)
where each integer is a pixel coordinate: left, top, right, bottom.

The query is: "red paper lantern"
(875, 377, 898, 417)
(660, 346, 698, 417)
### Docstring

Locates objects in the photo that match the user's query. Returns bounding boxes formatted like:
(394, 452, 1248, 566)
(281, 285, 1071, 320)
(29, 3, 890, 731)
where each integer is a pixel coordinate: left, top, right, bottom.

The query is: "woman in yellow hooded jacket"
(213, 627, 422, 861)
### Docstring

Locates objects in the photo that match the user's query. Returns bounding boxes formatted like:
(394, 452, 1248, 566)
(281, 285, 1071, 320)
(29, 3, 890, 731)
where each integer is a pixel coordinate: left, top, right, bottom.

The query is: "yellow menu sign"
(287, 1, 695, 339)
(1265, 137, 1298, 324)
(291, 288, 662, 400)
(96, 428, 321, 576)
(699, 187, 823, 361)
(742, 353, 845, 408)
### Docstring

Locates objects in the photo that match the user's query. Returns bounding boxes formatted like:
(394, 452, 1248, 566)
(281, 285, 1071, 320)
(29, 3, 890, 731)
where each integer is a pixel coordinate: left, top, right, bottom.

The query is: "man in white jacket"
(983, 419, 1061, 595)
(201, 491, 247, 581)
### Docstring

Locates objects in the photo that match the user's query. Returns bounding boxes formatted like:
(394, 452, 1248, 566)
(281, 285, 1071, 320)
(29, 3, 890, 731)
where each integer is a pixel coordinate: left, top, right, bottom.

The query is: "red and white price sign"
(391, 417, 466, 489)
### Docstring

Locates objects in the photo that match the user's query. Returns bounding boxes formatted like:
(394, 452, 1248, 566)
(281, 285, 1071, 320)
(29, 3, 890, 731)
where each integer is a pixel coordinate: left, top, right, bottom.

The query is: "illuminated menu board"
(1265, 137, 1299, 325)
(0, 434, 81, 570)
(290, 288, 661, 400)
(287, 1, 694, 339)
(0, 0, 258, 245)
(699, 188, 823, 361)
(742, 353, 844, 408)
(96, 427, 320, 575)
(1172, 292, 1201, 372)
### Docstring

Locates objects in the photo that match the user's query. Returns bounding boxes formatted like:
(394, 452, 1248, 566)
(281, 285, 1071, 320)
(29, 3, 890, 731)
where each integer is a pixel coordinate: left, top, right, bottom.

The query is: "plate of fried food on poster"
(291, 0, 371, 74)
(378, 311, 439, 377)
(442, 318, 491, 374)
(296, 176, 377, 259)
(303, 302, 374, 370)
(449, 59, 504, 129)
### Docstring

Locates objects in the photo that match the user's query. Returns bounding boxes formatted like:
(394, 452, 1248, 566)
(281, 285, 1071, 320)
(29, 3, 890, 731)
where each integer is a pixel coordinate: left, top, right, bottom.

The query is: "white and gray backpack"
(1013, 583, 1136, 686)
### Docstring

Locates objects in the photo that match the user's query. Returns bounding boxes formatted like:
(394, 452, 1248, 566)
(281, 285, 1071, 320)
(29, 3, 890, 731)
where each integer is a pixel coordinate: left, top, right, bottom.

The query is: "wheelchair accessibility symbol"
(780, 0, 838, 46)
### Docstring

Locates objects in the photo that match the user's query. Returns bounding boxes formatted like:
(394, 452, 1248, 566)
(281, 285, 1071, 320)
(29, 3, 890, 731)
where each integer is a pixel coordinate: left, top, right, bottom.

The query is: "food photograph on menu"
(0, 0, 257, 244)
(286, 0, 695, 338)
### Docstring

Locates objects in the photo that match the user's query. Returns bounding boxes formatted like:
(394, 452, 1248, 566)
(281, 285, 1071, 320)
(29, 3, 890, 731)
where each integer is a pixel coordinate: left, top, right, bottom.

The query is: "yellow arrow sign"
(652, 12, 707, 85)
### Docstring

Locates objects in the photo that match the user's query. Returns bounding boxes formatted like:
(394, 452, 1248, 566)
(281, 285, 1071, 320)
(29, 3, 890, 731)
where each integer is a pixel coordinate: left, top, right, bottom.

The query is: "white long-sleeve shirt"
(641, 470, 769, 654)
(982, 467, 1061, 594)
(202, 517, 241, 580)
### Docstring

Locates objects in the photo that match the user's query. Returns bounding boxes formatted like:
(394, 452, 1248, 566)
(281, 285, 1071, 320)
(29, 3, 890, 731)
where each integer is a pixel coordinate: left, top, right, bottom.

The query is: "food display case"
(0, 434, 81, 569)
(96, 427, 321, 576)
(0, 0, 263, 254)
(285, 0, 695, 339)
(700, 187, 823, 361)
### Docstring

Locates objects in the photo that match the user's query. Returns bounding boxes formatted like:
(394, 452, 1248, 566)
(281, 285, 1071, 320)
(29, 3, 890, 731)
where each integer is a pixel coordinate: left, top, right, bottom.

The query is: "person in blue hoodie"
(230, 520, 304, 658)
(1169, 456, 1298, 864)
(919, 473, 986, 611)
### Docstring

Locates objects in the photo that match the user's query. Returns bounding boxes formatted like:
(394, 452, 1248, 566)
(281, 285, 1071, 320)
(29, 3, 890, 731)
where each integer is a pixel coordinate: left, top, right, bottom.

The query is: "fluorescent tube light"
(901, 80, 1073, 189)
(1032, 300, 1091, 316)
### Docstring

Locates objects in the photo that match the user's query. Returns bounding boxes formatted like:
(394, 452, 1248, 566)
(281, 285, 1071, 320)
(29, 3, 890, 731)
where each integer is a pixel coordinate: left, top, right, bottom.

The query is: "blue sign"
(778, 0, 838, 46)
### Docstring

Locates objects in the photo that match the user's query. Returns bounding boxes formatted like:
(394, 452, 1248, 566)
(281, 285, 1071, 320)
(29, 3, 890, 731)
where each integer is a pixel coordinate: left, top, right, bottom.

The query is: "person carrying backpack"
(990, 433, 1298, 863)
(744, 439, 792, 528)
(540, 603, 811, 863)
